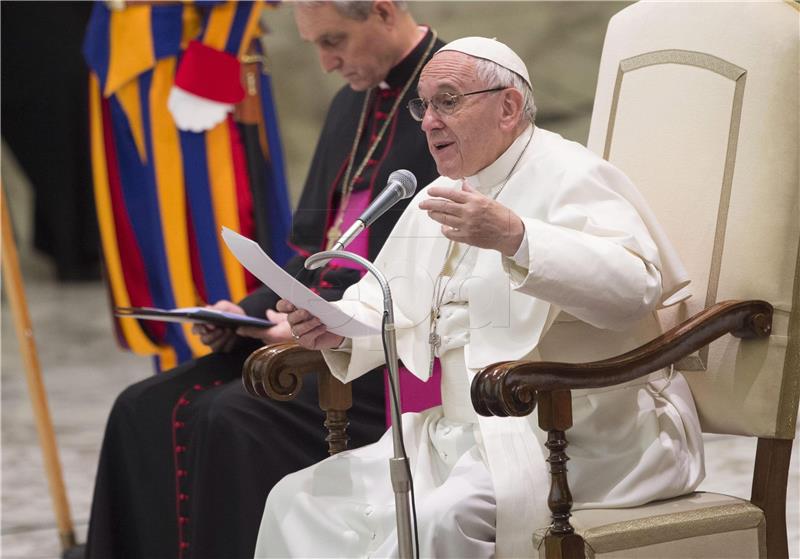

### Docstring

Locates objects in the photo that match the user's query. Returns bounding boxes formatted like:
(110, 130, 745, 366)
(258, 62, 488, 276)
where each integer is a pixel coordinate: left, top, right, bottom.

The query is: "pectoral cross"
(428, 313, 441, 376)
(325, 224, 342, 251)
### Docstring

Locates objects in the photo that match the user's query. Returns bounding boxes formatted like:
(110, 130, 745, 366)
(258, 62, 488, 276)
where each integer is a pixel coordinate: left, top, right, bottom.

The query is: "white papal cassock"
(254, 126, 704, 558)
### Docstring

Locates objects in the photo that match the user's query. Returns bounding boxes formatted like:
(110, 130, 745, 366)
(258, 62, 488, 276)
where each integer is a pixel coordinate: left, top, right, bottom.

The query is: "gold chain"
(326, 30, 438, 249)
(427, 127, 534, 375)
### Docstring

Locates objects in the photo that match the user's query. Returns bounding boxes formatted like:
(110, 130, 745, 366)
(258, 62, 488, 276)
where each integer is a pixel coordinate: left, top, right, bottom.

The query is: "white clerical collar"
(465, 125, 535, 192)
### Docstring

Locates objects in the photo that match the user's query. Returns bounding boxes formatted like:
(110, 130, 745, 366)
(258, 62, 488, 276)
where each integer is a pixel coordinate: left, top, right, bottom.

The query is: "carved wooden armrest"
(469, 299, 773, 558)
(242, 342, 352, 454)
(471, 299, 772, 418)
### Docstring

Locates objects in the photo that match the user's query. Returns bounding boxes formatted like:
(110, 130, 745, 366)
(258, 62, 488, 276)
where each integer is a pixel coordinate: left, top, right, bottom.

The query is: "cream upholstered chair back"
(586, 0, 799, 440)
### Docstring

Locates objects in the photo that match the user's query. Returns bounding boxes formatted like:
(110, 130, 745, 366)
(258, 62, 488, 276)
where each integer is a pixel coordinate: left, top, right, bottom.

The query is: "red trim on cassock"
(368, 94, 401, 197)
(319, 91, 380, 252)
(286, 239, 310, 258)
(170, 380, 225, 558)
(321, 156, 350, 252)
(171, 387, 192, 559)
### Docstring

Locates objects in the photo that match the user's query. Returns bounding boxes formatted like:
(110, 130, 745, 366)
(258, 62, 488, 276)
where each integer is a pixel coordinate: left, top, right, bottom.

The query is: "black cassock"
(86, 30, 444, 559)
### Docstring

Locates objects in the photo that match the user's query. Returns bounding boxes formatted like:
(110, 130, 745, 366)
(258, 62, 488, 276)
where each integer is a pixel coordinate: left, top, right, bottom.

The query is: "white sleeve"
(320, 297, 387, 384)
(502, 217, 662, 331)
(510, 225, 530, 269)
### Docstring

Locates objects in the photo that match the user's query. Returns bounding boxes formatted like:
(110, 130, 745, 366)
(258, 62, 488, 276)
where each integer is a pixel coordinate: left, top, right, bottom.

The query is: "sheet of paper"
(221, 227, 380, 338)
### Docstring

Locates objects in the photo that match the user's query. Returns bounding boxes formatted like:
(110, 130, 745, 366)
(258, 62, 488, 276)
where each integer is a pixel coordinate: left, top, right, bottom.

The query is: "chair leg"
(539, 391, 585, 559)
(545, 429, 575, 535)
(544, 533, 585, 559)
(751, 437, 793, 559)
(318, 370, 352, 455)
(542, 429, 585, 559)
(324, 409, 350, 455)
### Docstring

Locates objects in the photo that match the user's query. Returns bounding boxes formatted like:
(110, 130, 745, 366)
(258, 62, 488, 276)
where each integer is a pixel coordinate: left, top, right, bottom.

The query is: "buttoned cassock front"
(259, 127, 704, 558)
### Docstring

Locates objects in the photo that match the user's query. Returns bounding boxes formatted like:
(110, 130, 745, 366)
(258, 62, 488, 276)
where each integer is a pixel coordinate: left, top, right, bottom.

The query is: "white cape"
(312, 127, 703, 557)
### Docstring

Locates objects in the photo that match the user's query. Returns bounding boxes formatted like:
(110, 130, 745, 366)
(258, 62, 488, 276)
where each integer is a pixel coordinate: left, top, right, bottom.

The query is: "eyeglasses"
(407, 86, 507, 122)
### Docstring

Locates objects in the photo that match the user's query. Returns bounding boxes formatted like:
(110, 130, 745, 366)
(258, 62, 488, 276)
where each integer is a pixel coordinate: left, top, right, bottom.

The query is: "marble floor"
(1, 150, 146, 558)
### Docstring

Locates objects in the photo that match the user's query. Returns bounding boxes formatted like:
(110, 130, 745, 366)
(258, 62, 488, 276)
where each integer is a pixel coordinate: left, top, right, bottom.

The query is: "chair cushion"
(533, 491, 766, 558)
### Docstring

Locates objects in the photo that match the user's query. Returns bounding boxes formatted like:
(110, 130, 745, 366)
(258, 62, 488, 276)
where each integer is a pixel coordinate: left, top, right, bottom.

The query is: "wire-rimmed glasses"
(407, 86, 507, 121)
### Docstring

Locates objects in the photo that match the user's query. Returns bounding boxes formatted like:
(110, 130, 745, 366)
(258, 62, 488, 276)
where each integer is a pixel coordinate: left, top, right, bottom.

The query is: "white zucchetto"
(436, 36, 532, 88)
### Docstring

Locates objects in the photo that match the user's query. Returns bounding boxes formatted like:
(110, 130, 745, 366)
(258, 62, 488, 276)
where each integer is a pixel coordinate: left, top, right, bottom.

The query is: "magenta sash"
(328, 189, 370, 270)
(329, 188, 442, 423)
(384, 361, 443, 427)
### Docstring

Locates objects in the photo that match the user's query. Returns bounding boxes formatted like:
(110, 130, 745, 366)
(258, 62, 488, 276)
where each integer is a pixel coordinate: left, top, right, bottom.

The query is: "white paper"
(221, 227, 380, 338)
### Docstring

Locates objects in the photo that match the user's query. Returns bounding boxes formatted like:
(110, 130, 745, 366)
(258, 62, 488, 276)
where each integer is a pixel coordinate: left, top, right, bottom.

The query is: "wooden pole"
(1, 183, 77, 551)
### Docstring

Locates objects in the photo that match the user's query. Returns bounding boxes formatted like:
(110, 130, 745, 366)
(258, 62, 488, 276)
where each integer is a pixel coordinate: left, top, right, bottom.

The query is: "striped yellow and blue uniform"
(84, 0, 292, 370)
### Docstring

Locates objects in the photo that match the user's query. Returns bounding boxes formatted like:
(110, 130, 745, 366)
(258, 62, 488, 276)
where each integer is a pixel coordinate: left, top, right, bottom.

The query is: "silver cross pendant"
(428, 328, 441, 376)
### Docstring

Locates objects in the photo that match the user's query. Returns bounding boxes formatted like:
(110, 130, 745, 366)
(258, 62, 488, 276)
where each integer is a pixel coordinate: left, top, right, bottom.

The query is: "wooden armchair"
(469, 2, 799, 557)
(472, 300, 789, 558)
(243, 1, 798, 557)
(243, 342, 354, 455)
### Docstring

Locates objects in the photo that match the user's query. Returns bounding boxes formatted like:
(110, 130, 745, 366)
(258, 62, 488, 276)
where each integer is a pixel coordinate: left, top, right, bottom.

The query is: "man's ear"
(373, 1, 396, 26)
(499, 87, 525, 131)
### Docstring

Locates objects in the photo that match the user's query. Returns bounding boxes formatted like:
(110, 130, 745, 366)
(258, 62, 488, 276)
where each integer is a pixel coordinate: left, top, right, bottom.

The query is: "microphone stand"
(305, 250, 414, 559)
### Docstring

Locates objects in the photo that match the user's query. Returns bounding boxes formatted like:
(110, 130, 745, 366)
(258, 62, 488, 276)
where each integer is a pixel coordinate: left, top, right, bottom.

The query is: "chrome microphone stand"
(305, 250, 414, 559)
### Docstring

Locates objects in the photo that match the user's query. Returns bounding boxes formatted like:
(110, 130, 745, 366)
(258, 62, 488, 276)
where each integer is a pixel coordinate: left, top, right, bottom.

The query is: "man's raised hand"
(418, 183, 524, 256)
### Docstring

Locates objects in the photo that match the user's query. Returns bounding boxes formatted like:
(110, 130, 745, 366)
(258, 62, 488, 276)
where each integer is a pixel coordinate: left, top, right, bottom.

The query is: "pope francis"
(256, 37, 704, 558)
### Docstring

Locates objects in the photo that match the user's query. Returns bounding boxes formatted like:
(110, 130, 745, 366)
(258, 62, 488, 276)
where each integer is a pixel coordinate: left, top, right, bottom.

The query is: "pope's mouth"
(433, 141, 454, 153)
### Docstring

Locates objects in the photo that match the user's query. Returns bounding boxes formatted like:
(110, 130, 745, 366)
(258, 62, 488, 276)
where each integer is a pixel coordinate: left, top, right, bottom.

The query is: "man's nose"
(420, 105, 443, 132)
(318, 50, 341, 73)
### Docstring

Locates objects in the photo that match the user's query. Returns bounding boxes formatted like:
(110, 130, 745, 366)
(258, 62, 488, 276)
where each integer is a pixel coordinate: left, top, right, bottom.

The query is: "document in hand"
(114, 306, 274, 329)
(221, 227, 381, 338)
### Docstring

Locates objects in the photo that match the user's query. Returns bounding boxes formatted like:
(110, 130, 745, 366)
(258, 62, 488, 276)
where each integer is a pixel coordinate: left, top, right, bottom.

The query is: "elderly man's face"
(294, 3, 397, 91)
(417, 52, 507, 179)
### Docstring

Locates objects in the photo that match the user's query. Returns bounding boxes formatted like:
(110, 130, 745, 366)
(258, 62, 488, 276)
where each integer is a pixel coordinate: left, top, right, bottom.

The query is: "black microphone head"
(388, 169, 417, 199)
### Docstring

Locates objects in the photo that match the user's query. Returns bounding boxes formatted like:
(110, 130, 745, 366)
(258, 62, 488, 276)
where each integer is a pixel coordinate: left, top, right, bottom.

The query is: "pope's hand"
(236, 309, 293, 345)
(419, 184, 524, 256)
(276, 299, 345, 350)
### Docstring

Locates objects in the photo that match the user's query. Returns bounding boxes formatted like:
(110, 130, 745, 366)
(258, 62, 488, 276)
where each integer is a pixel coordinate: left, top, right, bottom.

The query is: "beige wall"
(260, 2, 630, 205)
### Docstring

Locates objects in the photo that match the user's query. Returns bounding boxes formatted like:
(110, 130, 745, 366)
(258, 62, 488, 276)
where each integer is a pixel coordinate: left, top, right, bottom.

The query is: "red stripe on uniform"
(228, 116, 259, 292)
(100, 97, 165, 341)
(185, 204, 209, 303)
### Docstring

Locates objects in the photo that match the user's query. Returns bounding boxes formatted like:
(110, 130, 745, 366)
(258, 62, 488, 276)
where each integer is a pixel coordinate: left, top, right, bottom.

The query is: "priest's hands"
(192, 300, 244, 353)
(277, 299, 345, 350)
(194, 301, 297, 352)
(419, 184, 525, 256)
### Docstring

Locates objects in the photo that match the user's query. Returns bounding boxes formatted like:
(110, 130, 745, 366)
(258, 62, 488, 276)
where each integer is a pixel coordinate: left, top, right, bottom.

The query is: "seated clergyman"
(257, 37, 704, 558)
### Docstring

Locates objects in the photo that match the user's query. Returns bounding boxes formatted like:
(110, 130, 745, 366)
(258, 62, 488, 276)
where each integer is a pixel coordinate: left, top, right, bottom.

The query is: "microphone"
(331, 169, 417, 251)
